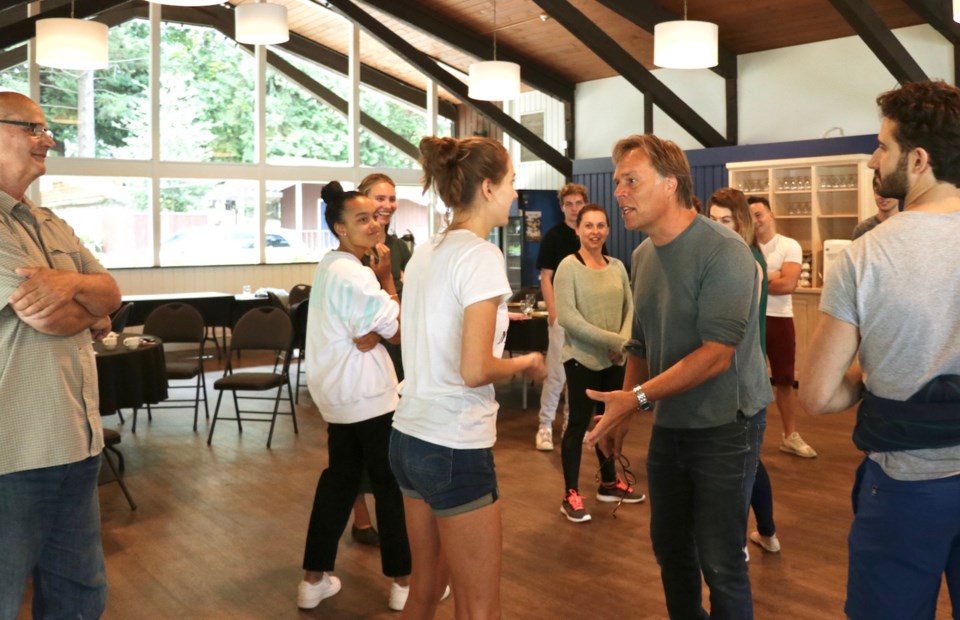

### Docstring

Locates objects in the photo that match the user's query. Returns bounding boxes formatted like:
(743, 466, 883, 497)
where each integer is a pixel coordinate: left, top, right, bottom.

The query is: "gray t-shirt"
(626, 215, 772, 429)
(821, 210, 960, 480)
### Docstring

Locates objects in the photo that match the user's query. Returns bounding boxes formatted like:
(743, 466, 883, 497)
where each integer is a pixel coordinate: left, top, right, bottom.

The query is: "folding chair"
(289, 283, 312, 306)
(137, 303, 209, 432)
(102, 428, 136, 510)
(207, 307, 298, 448)
(290, 299, 309, 404)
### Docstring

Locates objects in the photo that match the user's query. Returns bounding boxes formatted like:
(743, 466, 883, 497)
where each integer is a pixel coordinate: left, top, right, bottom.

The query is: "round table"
(93, 333, 168, 416)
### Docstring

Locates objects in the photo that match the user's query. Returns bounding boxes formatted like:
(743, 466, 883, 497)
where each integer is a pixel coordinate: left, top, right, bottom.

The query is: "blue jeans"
(389, 430, 498, 517)
(648, 411, 761, 620)
(0, 456, 107, 620)
(846, 457, 960, 620)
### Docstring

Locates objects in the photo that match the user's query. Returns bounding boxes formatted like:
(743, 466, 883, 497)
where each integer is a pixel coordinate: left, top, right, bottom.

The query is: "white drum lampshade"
(468, 60, 521, 101)
(36, 18, 109, 71)
(235, 2, 289, 45)
(145, 0, 223, 6)
(954, 0, 960, 23)
(653, 20, 718, 69)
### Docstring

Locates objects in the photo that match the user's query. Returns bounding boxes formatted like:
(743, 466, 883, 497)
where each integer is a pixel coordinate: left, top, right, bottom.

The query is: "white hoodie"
(306, 251, 399, 423)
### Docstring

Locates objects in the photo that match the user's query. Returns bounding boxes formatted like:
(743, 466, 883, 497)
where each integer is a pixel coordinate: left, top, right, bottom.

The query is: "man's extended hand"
(9, 267, 78, 318)
(583, 388, 636, 449)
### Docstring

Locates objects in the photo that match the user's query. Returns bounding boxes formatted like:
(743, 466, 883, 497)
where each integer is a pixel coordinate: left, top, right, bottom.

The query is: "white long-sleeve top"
(306, 251, 399, 424)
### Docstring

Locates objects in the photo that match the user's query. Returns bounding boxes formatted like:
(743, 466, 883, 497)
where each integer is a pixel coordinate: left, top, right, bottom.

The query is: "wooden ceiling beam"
(826, 0, 927, 84)
(901, 0, 960, 44)
(320, 0, 572, 178)
(900, 0, 960, 84)
(531, 0, 729, 148)
(356, 0, 575, 102)
(593, 0, 737, 80)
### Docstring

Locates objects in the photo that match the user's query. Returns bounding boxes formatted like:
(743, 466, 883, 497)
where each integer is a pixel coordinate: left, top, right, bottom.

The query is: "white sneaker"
(388, 582, 409, 611)
(389, 584, 451, 611)
(297, 574, 341, 609)
(780, 432, 817, 458)
(535, 426, 553, 451)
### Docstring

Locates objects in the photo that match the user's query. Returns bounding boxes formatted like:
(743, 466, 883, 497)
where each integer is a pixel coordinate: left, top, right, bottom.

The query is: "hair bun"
(419, 136, 459, 170)
(321, 180, 344, 207)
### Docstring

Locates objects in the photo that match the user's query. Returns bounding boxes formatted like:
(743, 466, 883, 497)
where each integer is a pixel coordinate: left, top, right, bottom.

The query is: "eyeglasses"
(0, 120, 54, 141)
(595, 453, 637, 519)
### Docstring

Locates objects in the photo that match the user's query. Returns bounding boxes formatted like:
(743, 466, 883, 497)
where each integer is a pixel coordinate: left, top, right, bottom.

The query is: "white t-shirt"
(393, 229, 512, 449)
(305, 251, 399, 424)
(759, 233, 802, 317)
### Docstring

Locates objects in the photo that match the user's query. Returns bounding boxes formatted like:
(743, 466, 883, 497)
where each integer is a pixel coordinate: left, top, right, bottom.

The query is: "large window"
(26, 16, 450, 268)
(40, 20, 150, 160)
(161, 23, 255, 163)
(40, 176, 151, 268)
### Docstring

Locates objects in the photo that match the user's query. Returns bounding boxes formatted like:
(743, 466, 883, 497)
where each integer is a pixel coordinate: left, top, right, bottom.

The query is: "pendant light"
(468, 0, 520, 101)
(144, 0, 222, 6)
(35, 1, 108, 71)
(653, 0, 718, 70)
(235, 1, 289, 45)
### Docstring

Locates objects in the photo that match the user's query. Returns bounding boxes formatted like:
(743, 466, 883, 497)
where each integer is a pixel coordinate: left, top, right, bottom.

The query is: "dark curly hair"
(321, 181, 364, 232)
(877, 80, 960, 188)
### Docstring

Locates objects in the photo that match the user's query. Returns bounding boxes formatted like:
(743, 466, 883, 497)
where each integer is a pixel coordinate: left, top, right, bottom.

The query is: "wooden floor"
(20, 353, 953, 619)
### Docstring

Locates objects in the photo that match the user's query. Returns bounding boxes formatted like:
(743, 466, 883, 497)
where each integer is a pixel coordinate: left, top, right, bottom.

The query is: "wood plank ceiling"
(231, 0, 930, 106)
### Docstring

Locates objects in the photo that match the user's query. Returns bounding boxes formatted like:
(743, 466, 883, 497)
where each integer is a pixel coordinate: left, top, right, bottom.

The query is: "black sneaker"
(560, 489, 592, 523)
(351, 525, 380, 546)
(596, 478, 646, 504)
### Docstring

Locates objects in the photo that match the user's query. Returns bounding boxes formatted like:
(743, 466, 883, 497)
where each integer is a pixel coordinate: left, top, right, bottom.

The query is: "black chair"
(137, 303, 209, 432)
(207, 307, 298, 449)
(110, 302, 134, 333)
(290, 299, 309, 404)
(289, 283, 311, 306)
(102, 428, 136, 510)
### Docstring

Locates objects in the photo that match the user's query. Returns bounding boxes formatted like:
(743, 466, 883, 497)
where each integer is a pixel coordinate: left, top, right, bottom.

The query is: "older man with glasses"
(0, 91, 121, 618)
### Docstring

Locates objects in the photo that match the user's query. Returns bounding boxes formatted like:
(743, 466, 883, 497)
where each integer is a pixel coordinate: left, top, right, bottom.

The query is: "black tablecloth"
(94, 333, 168, 416)
(505, 316, 549, 352)
(122, 292, 273, 329)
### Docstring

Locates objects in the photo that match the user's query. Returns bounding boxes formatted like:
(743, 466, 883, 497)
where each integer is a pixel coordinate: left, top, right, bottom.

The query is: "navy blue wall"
(572, 134, 877, 268)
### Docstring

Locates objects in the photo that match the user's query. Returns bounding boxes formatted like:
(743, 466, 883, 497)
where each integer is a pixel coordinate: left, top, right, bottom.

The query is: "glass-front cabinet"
(727, 154, 875, 289)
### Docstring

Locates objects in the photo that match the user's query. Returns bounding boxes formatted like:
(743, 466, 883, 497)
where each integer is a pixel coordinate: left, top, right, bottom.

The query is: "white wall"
(111, 263, 318, 297)
(504, 91, 567, 190)
(574, 25, 954, 159)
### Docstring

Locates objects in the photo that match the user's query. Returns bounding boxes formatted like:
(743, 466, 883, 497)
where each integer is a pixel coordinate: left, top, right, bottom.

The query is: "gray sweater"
(554, 254, 633, 371)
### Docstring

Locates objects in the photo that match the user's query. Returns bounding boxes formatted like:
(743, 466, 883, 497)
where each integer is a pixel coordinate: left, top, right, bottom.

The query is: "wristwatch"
(632, 384, 654, 411)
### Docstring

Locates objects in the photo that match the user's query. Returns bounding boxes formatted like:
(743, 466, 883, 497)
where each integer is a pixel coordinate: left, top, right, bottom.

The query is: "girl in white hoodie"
(297, 182, 411, 612)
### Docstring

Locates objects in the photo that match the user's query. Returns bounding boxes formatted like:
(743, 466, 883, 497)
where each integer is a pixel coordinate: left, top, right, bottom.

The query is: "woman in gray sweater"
(554, 204, 645, 523)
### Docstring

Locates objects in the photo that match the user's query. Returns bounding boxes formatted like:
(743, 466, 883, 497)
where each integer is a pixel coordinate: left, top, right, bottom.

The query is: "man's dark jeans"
(647, 410, 763, 620)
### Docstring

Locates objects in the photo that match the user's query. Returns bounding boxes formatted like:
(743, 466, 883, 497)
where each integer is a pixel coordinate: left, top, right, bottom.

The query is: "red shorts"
(765, 316, 796, 386)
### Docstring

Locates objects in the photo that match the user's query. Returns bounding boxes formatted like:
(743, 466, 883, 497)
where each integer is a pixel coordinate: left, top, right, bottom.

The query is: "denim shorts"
(388, 429, 499, 517)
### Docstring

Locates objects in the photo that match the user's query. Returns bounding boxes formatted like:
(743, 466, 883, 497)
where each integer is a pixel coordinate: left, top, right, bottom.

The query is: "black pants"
(302, 412, 411, 577)
(561, 359, 624, 492)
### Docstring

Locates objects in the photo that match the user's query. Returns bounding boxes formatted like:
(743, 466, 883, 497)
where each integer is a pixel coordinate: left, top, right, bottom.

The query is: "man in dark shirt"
(534, 183, 588, 450)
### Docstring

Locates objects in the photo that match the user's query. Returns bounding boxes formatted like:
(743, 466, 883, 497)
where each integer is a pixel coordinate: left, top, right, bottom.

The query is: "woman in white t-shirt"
(297, 182, 411, 612)
(389, 136, 546, 618)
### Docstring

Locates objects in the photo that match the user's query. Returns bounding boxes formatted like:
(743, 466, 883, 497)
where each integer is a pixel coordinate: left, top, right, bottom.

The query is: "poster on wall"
(525, 211, 542, 241)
